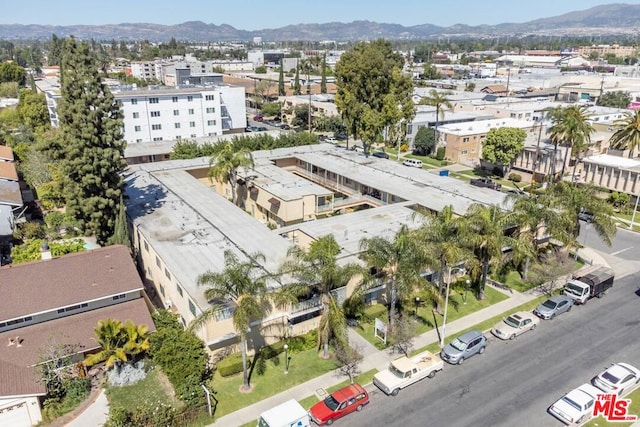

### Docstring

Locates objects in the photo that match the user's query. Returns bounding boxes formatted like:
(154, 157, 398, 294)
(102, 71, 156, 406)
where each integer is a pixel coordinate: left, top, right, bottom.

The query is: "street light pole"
(464, 279, 470, 305)
(439, 266, 452, 348)
(629, 185, 640, 230)
(414, 297, 421, 321)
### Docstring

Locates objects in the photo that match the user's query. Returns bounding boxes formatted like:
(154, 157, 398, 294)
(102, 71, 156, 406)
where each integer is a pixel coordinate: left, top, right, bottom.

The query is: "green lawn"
(495, 259, 582, 293)
(105, 365, 179, 412)
(212, 347, 339, 418)
(584, 386, 640, 427)
(354, 286, 508, 349)
(411, 294, 548, 355)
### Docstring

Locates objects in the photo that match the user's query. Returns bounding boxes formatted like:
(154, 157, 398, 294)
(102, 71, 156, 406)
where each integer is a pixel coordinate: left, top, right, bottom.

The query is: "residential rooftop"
(437, 117, 533, 136)
(582, 154, 640, 170)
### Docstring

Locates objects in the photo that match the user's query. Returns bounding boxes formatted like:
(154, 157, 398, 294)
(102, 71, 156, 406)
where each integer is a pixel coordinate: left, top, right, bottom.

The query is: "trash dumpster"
(439, 170, 449, 176)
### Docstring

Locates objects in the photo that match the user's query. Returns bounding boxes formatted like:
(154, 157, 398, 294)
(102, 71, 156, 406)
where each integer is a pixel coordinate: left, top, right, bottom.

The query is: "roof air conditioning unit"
(166, 300, 173, 308)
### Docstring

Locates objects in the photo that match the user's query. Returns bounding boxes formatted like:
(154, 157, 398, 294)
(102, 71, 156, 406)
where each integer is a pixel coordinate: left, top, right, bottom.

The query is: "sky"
(4, 1, 640, 29)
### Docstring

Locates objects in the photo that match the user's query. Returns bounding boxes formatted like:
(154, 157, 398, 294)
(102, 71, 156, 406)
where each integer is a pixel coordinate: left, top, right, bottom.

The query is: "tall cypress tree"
(293, 63, 301, 95)
(278, 59, 285, 96)
(320, 53, 327, 94)
(57, 37, 126, 246)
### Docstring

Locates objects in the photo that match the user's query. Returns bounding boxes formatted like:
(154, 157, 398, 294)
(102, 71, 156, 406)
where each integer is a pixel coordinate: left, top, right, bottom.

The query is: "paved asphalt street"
(344, 272, 640, 427)
(580, 221, 638, 261)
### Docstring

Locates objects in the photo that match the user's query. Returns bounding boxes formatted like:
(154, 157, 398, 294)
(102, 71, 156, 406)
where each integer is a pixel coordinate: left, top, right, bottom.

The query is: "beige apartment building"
(578, 44, 637, 58)
(581, 153, 640, 195)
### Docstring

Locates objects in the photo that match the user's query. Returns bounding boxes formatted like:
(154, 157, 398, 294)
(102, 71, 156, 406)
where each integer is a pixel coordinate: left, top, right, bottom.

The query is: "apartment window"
(177, 285, 184, 297)
(149, 97, 159, 104)
(165, 268, 171, 280)
(136, 139, 142, 143)
(57, 303, 89, 314)
(151, 111, 160, 117)
(461, 150, 468, 155)
(131, 99, 138, 105)
(152, 137, 163, 141)
(134, 125, 141, 132)
(174, 123, 181, 129)
(176, 135, 182, 140)
(156, 256, 161, 268)
(463, 137, 470, 142)
(143, 240, 149, 252)
(189, 300, 196, 316)
(190, 134, 197, 138)
(159, 284, 165, 296)
(188, 108, 194, 115)
(173, 110, 179, 116)
(190, 121, 196, 128)
(205, 94, 214, 101)
(172, 96, 178, 102)
(207, 120, 216, 126)
(206, 107, 215, 113)
(132, 112, 140, 119)
(187, 95, 193, 102)
(112, 294, 126, 301)
(152, 124, 162, 130)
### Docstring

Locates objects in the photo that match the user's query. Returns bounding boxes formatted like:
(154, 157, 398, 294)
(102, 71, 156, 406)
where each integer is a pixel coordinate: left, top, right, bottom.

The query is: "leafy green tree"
(597, 90, 631, 109)
(170, 140, 201, 160)
(255, 66, 267, 74)
(17, 89, 50, 132)
(320, 54, 327, 94)
(419, 89, 453, 145)
(0, 61, 25, 85)
(108, 197, 131, 247)
(413, 126, 435, 155)
(291, 104, 310, 130)
(0, 81, 19, 97)
(56, 37, 126, 245)
(335, 39, 415, 154)
(190, 250, 269, 391)
(548, 105, 594, 179)
(609, 110, 640, 158)
(293, 64, 301, 95)
(359, 225, 440, 333)
(208, 141, 253, 205)
(280, 235, 360, 359)
(84, 319, 150, 370)
(482, 127, 527, 175)
(261, 102, 281, 117)
(278, 60, 285, 96)
(10, 239, 85, 264)
(464, 82, 476, 92)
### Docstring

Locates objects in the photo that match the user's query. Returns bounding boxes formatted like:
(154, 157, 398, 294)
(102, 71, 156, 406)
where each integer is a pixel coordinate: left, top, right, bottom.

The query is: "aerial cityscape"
(1, 2, 640, 427)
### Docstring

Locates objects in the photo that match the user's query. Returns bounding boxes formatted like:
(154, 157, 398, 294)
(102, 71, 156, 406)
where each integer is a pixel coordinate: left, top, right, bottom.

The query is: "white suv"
(402, 159, 423, 168)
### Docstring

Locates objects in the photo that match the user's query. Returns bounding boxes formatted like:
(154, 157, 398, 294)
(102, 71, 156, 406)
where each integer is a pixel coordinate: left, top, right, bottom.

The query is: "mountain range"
(1, 3, 640, 42)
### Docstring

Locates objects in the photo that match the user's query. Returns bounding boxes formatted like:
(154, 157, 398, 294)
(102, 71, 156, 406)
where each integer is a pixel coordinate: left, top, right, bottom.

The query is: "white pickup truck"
(373, 350, 444, 396)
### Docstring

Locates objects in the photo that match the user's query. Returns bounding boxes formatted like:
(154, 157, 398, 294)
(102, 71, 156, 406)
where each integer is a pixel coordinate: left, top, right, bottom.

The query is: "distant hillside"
(1, 3, 640, 41)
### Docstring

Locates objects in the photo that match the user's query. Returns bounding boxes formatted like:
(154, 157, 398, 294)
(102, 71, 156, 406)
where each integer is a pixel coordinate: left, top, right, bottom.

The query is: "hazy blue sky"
(3, 1, 639, 29)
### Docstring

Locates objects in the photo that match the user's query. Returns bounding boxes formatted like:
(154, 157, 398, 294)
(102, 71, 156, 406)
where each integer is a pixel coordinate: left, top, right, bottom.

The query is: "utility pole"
(307, 64, 312, 133)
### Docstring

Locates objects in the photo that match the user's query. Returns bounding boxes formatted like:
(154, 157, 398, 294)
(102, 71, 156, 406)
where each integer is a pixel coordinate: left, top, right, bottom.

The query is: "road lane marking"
(611, 247, 633, 256)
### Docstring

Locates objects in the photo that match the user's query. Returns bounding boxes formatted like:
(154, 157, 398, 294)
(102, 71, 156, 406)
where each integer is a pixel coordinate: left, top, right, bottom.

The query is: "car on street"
(534, 295, 573, 320)
(592, 362, 640, 395)
(491, 311, 539, 340)
(309, 383, 369, 425)
(440, 330, 487, 365)
(325, 137, 338, 144)
(578, 209, 595, 222)
(352, 145, 364, 153)
(548, 383, 601, 425)
(470, 177, 502, 190)
(253, 115, 264, 122)
(372, 151, 390, 159)
(280, 124, 291, 130)
(334, 133, 348, 140)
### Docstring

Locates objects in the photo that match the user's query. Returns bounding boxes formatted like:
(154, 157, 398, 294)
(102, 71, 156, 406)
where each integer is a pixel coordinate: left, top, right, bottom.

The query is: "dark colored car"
(280, 124, 291, 130)
(253, 115, 264, 122)
(256, 126, 268, 132)
(578, 209, 594, 222)
(440, 330, 487, 365)
(470, 177, 502, 191)
(372, 151, 390, 159)
(334, 133, 348, 140)
(309, 383, 369, 425)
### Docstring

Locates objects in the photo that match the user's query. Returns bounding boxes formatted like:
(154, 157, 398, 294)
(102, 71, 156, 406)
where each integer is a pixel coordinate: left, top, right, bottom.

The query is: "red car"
(253, 115, 264, 122)
(309, 383, 369, 425)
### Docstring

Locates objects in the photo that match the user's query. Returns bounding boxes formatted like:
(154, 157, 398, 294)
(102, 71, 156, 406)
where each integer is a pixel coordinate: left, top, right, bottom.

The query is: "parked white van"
(402, 158, 423, 168)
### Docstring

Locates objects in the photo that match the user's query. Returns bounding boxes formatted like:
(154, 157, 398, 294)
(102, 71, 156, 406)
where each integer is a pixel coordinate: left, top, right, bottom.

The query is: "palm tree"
(208, 142, 253, 206)
(190, 250, 268, 391)
(419, 89, 454, 145)
(359, 225, 440, 333)
(609, 110, 640, 158)
(547, 105, 594, 179)
(84, 319, 150, 370)
(461, 204, 517, 299)
(279, 235, 361, 359)
(548, 181, 616, 248)
(413, 205, 473, 312)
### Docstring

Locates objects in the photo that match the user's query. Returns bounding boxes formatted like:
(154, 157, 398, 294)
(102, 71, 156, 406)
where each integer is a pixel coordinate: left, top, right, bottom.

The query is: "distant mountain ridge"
(1, 3, 640, 41)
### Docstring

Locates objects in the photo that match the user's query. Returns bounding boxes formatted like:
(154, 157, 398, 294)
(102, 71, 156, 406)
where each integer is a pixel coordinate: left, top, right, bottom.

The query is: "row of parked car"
(548, 362, 640, 425)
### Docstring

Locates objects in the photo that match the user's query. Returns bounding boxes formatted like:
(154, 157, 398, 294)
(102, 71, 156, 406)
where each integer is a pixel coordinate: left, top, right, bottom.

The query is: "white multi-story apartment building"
(40, 80, 247, 144)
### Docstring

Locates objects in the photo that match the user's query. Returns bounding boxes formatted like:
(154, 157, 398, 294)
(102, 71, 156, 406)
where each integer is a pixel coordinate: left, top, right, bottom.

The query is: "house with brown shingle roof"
(0, 245, 155, 426)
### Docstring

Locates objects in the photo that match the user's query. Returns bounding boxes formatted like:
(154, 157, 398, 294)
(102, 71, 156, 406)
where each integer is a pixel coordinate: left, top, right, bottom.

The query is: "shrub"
(435, 146, 445, 160)
(399, 143, 408, 152)
(217, 353, 243, 377)
(508, 172, 522, 182)
(286, 329, 318, 353)
(492, 166, 503, 177)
